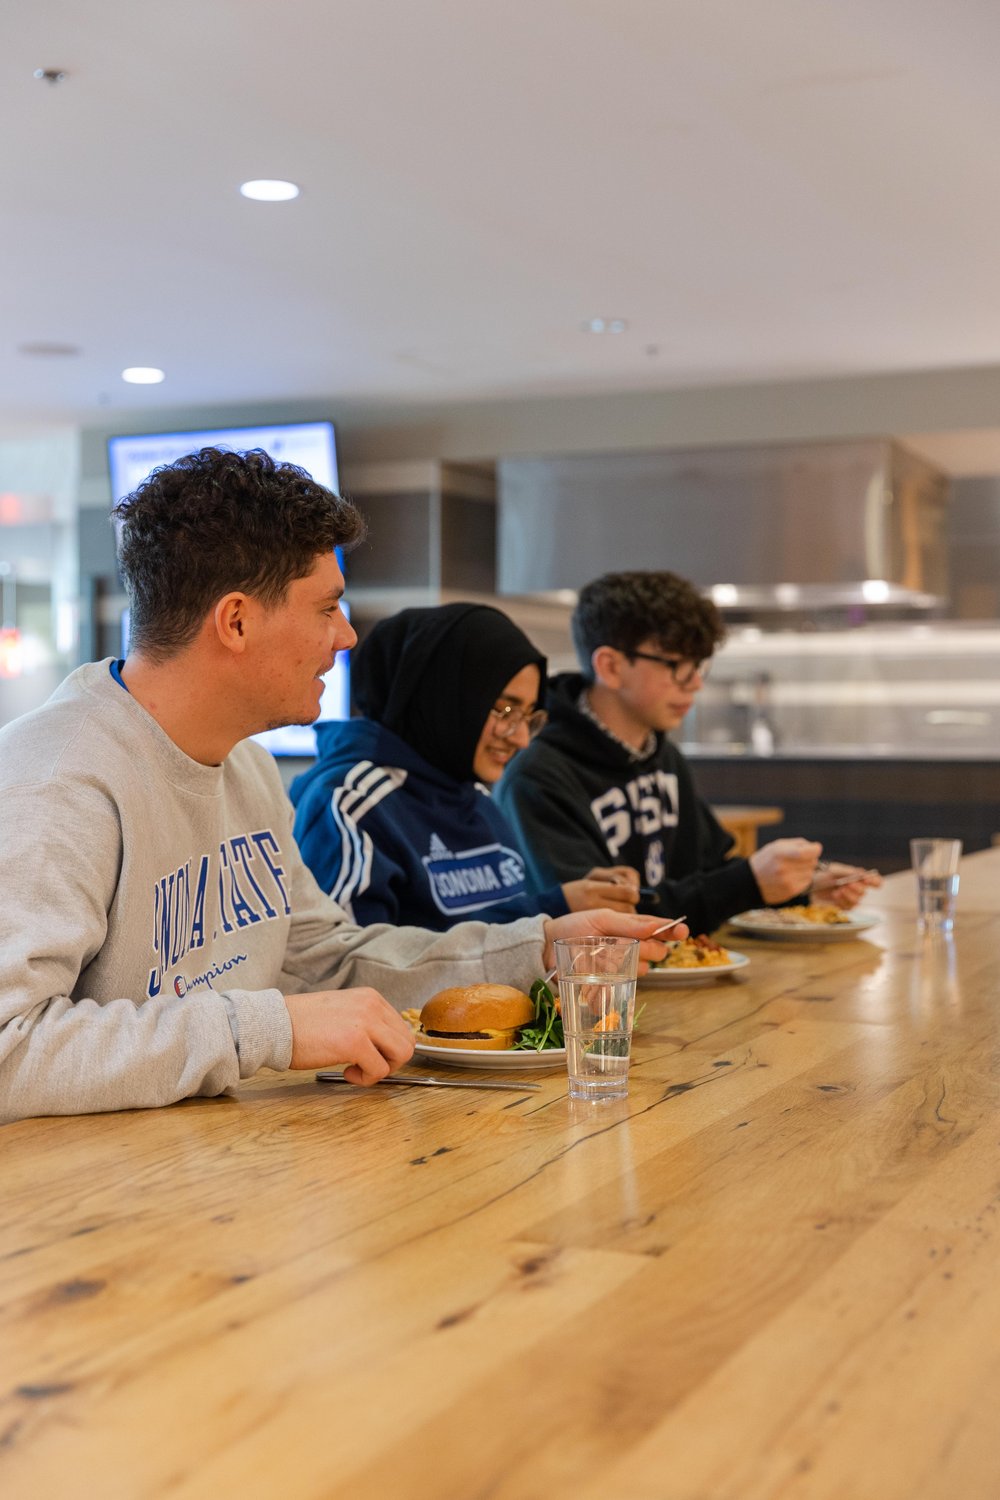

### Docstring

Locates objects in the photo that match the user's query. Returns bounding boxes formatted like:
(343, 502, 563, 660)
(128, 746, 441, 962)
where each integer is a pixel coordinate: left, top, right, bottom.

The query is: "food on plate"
(410, 979, 566, 1054)
(742, 904, 850, 927)
(513, 978, 565, 1052)
(415, 983, 536, 1051)
(656, 934, 732, 969)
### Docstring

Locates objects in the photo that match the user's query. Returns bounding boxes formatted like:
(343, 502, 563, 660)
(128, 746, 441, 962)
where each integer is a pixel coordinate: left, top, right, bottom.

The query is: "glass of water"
(910, 838, 962, 932)
(553, 936, 639, 1101)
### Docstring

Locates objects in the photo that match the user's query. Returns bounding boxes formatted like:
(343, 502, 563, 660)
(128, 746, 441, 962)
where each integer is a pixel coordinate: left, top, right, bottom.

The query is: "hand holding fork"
(812, 859, 881, 907)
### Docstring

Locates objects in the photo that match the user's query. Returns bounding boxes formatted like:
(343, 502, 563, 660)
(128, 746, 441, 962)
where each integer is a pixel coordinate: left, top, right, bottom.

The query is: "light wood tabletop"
(4, 851, 1000, 1500)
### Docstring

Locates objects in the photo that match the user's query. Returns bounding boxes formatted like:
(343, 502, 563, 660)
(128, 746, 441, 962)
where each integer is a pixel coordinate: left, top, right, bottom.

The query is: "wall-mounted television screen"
(107, 419, 339, 503)
(109, 420, 344, 757)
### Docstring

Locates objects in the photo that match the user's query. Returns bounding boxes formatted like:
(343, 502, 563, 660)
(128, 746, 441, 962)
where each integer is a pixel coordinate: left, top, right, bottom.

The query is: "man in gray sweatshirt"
(0, 447, 674, 1123)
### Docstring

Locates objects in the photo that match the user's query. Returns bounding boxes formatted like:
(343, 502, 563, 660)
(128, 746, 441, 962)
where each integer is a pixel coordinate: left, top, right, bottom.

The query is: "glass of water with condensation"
(554, 936, 640, 1101)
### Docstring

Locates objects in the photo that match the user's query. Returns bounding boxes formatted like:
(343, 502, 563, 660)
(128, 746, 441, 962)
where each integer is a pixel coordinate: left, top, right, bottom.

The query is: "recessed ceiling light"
(240, 179, 300, 202)
(581, 317, 628, 334)
(121, 367, 165, 385)
(862, 578, 891, 603)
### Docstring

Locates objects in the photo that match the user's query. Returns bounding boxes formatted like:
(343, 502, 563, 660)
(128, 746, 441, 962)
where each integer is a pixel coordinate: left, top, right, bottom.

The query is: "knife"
(315, 1071, 541, 1092)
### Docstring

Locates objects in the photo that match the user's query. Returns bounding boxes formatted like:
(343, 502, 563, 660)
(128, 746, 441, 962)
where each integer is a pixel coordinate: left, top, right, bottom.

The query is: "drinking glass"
(553, 936, 639, 1101)
(910, 839, 962, 932)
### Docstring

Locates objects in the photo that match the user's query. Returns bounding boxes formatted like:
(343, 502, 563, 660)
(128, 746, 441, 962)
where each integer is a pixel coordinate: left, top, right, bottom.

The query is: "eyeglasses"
(489, 703, 548, 739)
(627, 650, 710, 687)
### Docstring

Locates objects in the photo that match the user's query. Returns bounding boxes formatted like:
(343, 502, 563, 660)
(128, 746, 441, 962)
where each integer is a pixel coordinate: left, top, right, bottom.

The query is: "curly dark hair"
(113, 447, 365, 661)
(571, 570, 725, 680)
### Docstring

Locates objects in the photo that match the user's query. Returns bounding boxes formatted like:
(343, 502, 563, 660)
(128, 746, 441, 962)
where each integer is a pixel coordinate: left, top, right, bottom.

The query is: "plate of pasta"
(641, 934, 750, 985)
(728, 905, 880, 941)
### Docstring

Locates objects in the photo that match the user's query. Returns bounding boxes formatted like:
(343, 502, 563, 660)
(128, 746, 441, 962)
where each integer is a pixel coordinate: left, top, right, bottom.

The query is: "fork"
(540, 916, 688, 986)
(813, 859, 879, 890)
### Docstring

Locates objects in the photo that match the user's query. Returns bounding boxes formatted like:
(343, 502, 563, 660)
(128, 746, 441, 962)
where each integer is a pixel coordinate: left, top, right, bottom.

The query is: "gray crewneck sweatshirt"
(0, 662, 547, 1122)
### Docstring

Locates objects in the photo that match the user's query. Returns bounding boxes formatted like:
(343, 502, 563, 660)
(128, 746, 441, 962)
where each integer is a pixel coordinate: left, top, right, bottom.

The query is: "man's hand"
(542, 909, 689, 975)
(749, 838, 822, 905)
(284, 987, 415, 1084)
(562, 865, 640, 914)
(811, 862, 882, 910)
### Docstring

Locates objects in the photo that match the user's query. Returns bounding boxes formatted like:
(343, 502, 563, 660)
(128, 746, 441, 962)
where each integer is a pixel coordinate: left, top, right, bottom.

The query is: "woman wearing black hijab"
(290, 603, 639, 930)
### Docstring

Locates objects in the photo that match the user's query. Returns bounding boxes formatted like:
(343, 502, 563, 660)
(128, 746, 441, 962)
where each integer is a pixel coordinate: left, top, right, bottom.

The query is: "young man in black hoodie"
(494, 570, 878, 935)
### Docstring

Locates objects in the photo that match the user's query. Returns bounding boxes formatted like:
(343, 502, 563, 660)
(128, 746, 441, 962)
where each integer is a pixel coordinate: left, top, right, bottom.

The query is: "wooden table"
(712, 802, 785, 856)
(4, 853, 1000, 1500)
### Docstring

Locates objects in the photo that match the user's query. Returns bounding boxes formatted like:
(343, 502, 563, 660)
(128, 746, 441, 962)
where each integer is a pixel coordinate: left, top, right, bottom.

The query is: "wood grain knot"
(47, 1278, 105, 1305)
(436, 1305, 478, 1330)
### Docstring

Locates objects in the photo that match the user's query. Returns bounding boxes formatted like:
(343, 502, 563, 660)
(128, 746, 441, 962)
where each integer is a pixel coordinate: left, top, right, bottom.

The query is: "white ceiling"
(5, 0, 1000, 435)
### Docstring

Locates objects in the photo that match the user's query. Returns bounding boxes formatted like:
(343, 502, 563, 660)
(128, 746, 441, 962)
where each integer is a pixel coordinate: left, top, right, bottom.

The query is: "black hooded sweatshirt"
(494, 672, 762, 935)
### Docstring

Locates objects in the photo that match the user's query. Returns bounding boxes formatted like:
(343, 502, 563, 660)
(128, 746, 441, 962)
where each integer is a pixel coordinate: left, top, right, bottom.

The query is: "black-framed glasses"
(627, 651, 710, 687)
(489, 703, 548, 739)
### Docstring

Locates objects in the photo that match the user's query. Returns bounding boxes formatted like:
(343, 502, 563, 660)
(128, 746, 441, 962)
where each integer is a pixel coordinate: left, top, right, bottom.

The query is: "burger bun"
(418, 982, 535, 1051)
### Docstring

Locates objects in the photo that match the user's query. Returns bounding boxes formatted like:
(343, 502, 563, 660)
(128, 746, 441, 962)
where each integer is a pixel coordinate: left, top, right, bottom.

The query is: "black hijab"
(352, 603, 547, 783)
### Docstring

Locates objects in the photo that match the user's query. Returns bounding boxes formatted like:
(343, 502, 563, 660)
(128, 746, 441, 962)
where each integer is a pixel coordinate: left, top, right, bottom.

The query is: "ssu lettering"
(591, 773, 679, 859)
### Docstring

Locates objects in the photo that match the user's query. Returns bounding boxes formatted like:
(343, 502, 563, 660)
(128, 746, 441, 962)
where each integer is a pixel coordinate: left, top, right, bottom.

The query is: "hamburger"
(418, 983, 536, 1051)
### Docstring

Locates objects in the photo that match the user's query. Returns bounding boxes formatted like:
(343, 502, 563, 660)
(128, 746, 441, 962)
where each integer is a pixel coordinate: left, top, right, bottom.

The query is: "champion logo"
(169, 952, 249, 998)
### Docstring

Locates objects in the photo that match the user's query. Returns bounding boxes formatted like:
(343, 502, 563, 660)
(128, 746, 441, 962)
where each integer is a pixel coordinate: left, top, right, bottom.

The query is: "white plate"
(728, 910, 881, 942)
(413, 1039, 567, 1071)
(641, 949, 750, 985)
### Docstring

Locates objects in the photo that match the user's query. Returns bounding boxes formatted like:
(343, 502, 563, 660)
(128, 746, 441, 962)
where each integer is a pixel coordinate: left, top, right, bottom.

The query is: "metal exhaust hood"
(497, 439, 950, 610)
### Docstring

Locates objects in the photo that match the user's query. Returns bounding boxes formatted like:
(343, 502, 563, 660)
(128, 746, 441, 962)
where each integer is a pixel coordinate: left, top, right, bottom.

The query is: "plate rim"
(728, 900, 881, 936)
(728, 908, 881, 936)
(412, 1037, 567, 1068)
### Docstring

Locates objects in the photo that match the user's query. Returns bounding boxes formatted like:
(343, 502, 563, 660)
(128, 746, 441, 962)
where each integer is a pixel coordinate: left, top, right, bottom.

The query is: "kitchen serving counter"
(3, 853, 1000, 1498)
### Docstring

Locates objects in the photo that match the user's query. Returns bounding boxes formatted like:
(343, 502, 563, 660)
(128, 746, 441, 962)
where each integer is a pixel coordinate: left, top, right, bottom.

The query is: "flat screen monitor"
(107, 419, 339, 503)
(110, 420, 344, 757)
